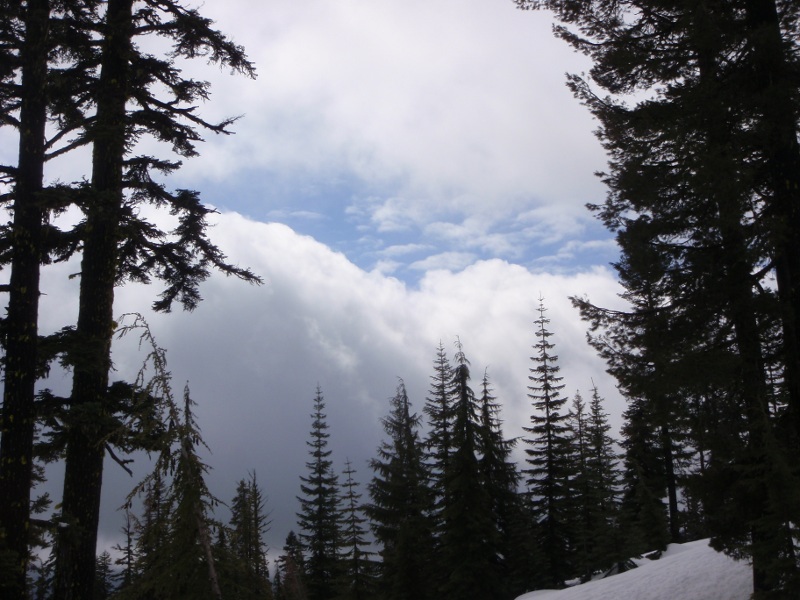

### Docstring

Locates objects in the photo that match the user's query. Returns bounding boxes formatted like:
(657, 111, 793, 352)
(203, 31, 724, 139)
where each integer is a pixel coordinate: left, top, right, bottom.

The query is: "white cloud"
(409, 251, 477, 272)
(169, 0, 606, 242)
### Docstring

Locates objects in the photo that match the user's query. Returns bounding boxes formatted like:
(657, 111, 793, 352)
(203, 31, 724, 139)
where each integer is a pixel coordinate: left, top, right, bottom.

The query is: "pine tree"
(567, 391, 593, 581)
(524, 0, 800, 591)
(366, 380, 434, 600)
(229, 471, 273, 600)
(335, 459, 376, 600)
(275, 531, 307, 600)
(122, 386, 224, 600)
(522, 297, 574, 587)
(296, 386, 341, 600)
(423, 341, 455, 529)
(111, 509, 137, 594)
(477, 369, 536, 597)
(568, 385, 624, 580)
(94, 551, 114, 600)
(53, 4, 259, 597)
(0, 4, 50, 591)
(0, 4, 98, 593)
(439, 340, 498, 600)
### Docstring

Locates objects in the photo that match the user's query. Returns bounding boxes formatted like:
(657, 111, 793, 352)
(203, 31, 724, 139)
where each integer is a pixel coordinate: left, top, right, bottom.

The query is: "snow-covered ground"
(516, 539, 752, 600)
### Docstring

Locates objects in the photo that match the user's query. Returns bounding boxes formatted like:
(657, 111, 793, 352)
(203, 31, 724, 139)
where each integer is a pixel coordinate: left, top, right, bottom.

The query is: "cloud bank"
(35, 210, 625, 554)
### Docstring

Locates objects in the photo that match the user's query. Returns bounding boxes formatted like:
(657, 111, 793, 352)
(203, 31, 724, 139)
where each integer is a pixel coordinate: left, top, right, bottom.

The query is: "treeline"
(272, 301, 716, 600)
(36, 298, 722, 600)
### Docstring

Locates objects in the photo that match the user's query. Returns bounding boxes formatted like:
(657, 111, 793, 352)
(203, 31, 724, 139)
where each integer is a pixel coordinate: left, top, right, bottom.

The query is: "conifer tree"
(423, 342, 455, 503)
(335, 459, 376, 600)
(229, 471, 273, 600)
(51, 3, 259, 597)
(518, 1, 800, 593)
(568, 385, 624, 580)
(478, 369, 536, 597)
(522, 297, 574, 587)
(567, 391, 593, 581)
(0, 4, 51, 590)
(94, 551, 114, 600)
(296, 386, 341, 600)
(112, 509, 137, 593)
(0, 4, 99, 592)
(367, 380, 434, 600)
(439, 340, 499, 600)
(122, 386, 224, 600)
(275, 531, 307, 600)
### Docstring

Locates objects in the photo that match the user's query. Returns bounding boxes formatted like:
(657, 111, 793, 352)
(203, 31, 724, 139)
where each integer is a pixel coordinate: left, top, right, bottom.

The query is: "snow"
(516, 539, 752, 600)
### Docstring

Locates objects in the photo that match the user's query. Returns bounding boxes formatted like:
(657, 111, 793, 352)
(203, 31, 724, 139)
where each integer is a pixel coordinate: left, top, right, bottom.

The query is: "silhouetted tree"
(297, 386, 341, 600)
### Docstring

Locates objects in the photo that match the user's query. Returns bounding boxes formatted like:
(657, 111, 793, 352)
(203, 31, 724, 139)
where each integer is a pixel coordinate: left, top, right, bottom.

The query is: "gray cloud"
(32, 211, 626, 557)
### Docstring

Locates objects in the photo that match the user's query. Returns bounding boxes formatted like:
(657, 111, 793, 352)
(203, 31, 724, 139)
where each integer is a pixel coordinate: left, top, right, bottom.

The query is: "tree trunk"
(53, 1, 132, 598)
(0, 2, 49, 598)
(745, 0, 800, 444)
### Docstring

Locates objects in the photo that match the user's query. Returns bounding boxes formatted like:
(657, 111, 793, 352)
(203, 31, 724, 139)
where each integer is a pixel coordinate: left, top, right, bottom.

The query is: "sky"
(3, 0, 633, 560)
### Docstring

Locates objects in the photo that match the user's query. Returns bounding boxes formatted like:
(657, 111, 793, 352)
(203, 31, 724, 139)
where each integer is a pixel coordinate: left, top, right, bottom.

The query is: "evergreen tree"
(0, 4, 51, 591)
(423, 342, 455, 523)
(420, 341, 456, 592)
(122, 386, 224, 600)
(477, 369, 537, 597)
(522, 297, 574, 587)
(275, 531, 307, 600)
(568, 385, 624, 580)
(524, 0, 800, 591)
(296, 386, 341, 600)
(439, 340, 498, 600)
(366, 380, 434, 600)
(567, 391, 593, 581)
(0, 4, 98, 593)
(94, 551, 115, 600)
(335, 459, 376, 600)
(52, 4, 259, 597)
(229, 471, 273, 600)
(111, 509, 137, 593)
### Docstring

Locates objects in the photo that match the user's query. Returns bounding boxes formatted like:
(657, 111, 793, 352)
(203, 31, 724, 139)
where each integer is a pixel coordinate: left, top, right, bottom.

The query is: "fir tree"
(275, 531, 307, 600)
(568, 385, 624, 580)
(116, 385, 223, 600)
(52, 4, 259, 597)
(517, 1, 800, 593)
(335, 459, 376, 600)
(439, 340, 499, 600)
(522, 297, 574, 587)
(94, 551, 114, 600)
(477, 369, 536, 597)
(296, 386, 341, 600)
(0, 4, 99, 593)
(111, 509, 137, 593)
(366, 380, 434, 600)
(229, 471, 273, 600)
(423, 341, 455, 523)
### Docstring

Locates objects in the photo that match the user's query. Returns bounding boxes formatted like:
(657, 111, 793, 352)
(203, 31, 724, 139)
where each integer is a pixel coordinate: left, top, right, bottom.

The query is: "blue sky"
(159, 0, 618, 282)
(4, 0, 633, 559)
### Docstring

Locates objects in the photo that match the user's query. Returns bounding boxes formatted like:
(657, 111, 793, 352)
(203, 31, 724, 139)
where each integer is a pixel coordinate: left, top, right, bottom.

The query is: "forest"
(2, 0, 800, 599)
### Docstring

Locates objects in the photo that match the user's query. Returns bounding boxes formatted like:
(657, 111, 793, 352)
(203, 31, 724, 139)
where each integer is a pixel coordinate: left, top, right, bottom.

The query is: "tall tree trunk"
(0, 2, 49, 598)
(659, 425, 681, 543)
(745, 0, 800, 444)
(53, 1, 131, 598)
(690, 5, 787, 591)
